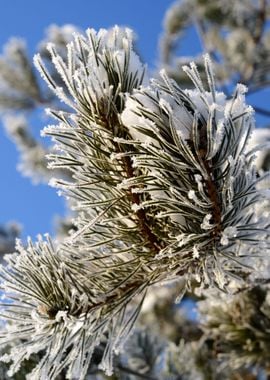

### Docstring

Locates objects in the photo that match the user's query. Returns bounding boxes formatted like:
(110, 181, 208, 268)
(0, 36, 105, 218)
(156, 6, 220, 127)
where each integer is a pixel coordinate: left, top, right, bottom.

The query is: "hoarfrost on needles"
(1, 25, 270, 380)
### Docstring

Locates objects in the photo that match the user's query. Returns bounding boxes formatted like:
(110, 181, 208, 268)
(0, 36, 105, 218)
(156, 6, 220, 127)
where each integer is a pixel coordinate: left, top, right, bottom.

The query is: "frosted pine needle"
(0, 27, 269, 379)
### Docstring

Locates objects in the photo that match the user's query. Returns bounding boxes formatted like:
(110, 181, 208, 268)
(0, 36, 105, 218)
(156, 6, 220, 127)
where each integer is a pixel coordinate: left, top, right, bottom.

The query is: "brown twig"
(197, 120, 222, 238)
(121, 154, 163, 253)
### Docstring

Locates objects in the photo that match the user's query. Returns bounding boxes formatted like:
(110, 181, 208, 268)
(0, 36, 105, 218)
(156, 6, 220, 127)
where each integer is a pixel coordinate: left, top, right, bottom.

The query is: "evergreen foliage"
(1, 2, 270, 379)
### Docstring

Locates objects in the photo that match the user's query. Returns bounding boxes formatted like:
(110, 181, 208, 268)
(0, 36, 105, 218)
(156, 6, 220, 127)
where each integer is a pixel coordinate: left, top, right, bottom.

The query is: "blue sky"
(0, 0, 177, 239)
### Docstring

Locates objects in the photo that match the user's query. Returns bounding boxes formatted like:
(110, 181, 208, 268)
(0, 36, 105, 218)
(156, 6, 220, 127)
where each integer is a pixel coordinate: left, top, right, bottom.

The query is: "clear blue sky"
(0, 0, 177, 239)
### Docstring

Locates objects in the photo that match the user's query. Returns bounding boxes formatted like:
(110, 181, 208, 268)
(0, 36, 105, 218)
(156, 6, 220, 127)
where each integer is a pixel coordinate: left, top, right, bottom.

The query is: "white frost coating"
(224, 85, 252, 119)
(123, 69, 252, 155)
(184, 89, 226, 123)
(194, 174, 205, 194)
(247, 128, 270, 171)
(55, 310, 69, 323)
(131, 203, 144, 212)
(35, 26, 148, 119)
(122, 85, 194, 143)
(220, 226, 237, 246)
(121, 92, 159, 143)
(235, 83, 248, 95)
(213, 267, 226, 289)
(116, 178, 132, 190)
(121, 97, 141, 129)
(110, 152, 126, 161)
(220, 234, 229, 246)
(188, 190, 196, 200)
(193, 246, 200, 259)
(87, 26, 148, 86)
(168, 98, 194, 141)
(224, 225, 238, 238)
(209, 120, 226, 159)
(141, 136, 154, 147)
(48, 177, 60, 188)
(159, 98, 173, 113)
(200, 214, 213, 230)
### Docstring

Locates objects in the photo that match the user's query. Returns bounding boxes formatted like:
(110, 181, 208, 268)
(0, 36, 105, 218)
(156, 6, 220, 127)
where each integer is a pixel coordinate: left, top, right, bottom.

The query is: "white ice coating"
(34, 26, 148, 117)
(247, 127, 270, 171)
(200, 214, 213, 230)
(193, 246, 200, 259)
(122, 76, 251, 155)
(220, 226, 238, 246)
(185, 89, 227, 124)
(85, 26, 148, 88)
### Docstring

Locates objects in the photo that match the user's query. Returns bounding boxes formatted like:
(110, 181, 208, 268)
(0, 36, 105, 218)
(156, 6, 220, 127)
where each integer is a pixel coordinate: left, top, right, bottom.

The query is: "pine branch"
(0, 26, 269, 380)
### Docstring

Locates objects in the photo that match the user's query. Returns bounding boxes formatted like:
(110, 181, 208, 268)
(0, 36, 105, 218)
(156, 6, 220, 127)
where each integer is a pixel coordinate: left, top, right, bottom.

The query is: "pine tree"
(0, 2, 270, 379)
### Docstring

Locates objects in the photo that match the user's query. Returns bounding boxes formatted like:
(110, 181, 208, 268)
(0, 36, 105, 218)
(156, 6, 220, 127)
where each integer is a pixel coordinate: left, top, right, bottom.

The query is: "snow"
(200, 214, 213, 230)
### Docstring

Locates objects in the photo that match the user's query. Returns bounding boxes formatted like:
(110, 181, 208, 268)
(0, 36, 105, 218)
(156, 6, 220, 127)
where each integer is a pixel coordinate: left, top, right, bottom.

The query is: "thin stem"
(99, 112, 164, 254)
(122, 154, 164, 253)
(196, 122, 222, 238)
